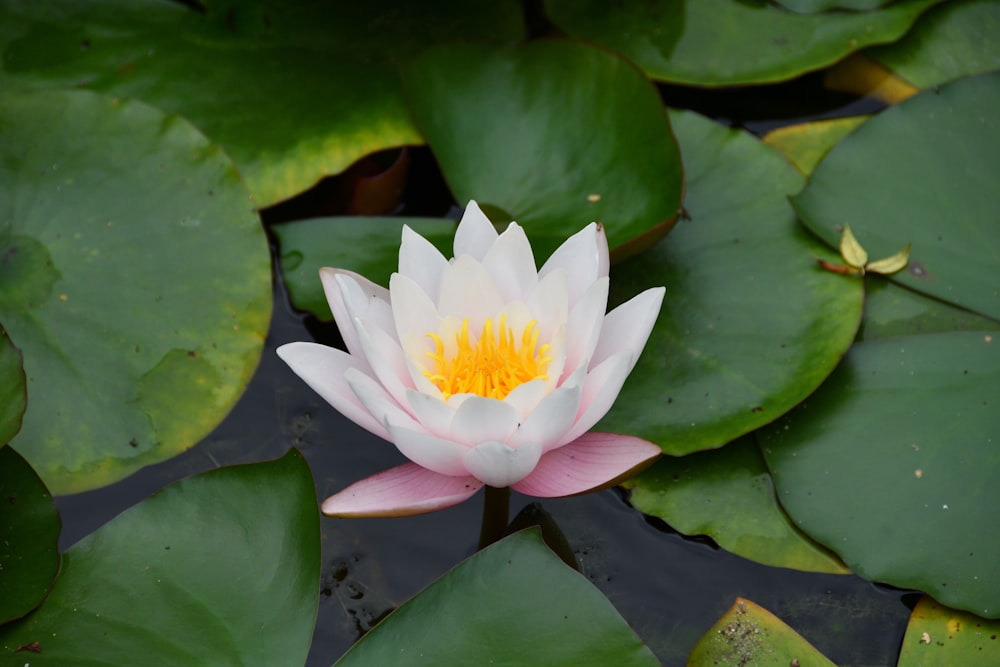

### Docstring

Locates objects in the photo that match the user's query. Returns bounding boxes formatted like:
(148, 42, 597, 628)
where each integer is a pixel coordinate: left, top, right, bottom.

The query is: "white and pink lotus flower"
(278, 201, 664, 517)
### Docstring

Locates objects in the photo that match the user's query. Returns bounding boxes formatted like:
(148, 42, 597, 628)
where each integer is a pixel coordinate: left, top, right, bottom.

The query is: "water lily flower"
(278, 201, 664, 517)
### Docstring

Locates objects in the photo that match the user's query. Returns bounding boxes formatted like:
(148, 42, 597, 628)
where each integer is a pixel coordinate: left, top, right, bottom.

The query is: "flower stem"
(477, 485, 510, 550)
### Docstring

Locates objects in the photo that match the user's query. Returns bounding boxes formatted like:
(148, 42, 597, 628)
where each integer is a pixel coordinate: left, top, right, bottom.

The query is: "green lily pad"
(0, 0, 524, 206)
(759, 331, 1000, 618)
(401, 39, 683, 257)
(274, 216, 456, 320)
(687, 597, 837, 666)
(544, 0, 941, 86)
(597, 110, 863, 455)
(0, 450, 320, 664)
(334, 529, 659, 667)
(0, 89, 270, 494)
(0, 446, 60, 624)
(624, 437, 849, 574)
(776, 0, 898, 11)
(0, 327, 25, 447)
(898, 596, 1000, 666)
(860, 276, 999, 341)
(868, 0, 1000, 90)
(792, 72, 1000, 321)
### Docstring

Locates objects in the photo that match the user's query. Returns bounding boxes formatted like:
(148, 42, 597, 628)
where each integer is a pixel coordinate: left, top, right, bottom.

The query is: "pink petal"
(464, 440, 543, 487)
(591, 286, 665, 371)
(322, 463, 483, 517)
(398, 224, 450, 302)
(511, 432, 660, 497)
(482, 222, 537, 301)
(453, 200, 499, 260)
(276, 343, 390, 441)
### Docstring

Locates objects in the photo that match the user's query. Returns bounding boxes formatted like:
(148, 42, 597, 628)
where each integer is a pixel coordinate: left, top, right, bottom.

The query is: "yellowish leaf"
(839, 225, 868, 268)
(866, 243, 912, 275)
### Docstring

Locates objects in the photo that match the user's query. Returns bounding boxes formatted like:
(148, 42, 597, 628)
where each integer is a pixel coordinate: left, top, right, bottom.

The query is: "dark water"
(54, 275, 915, 667)
(53, 74, 911, 666)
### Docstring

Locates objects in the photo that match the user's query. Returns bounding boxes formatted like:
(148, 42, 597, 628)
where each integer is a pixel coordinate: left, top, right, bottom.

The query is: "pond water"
(52, 74, 916, 666)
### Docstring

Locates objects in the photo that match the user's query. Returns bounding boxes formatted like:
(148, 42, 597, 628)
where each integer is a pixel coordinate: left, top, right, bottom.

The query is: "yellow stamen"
(424, 315, 552, 400)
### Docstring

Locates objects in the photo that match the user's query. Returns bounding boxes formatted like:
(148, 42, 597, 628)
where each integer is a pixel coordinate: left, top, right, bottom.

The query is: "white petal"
(320, 268, 391, 361)
(561, 276, 609, 383)
(591, 287, 665, 371)
(345, 367, 420, 431)
(557, 351, 634, 446)
(464, 440, 543, 487)
(527, 268, 569, 343)
(398, 224, 450, 303)
(389, 272, 440, 357)
(539, 222, 608, 305)
(502, 378, 549, 418)
(454, 200, 499, 260)
(387, 423, 473, 477)
(526, 269, 570, 388)
(482, 222, 537, 301)
(276, 342, 390, 441)
(511, 384, 582, 452)
(354, 317, 414, 409)
(437, 255, 505, 326)
(406, 388, 457, 438)
(449, 396, 520, 445)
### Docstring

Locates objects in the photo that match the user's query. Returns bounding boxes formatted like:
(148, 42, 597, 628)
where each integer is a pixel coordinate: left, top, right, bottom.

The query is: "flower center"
(424, 315, 552, 400)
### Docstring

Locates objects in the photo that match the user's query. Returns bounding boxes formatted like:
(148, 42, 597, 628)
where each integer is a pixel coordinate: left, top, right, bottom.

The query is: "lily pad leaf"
(759, 331, 1000, 618)
(274, 217, 456, 320)
(859, 276, 999, 341)
(776, 0, 898, 12)
(334, 529, 659, 667)
(597, 110, 863, 455)
(792, 72, 1000, 321)
(868, 0, 1000, 90)
(624, 437, 849, 574)
(898, 596, 1000, 666)
(401, 39, 683, 258)
(0, 89, 271, 494)
(687, 597, 837, 666)
(0, 0, 524, 206)
(0, 446, 60, 624)
(0, 326, 25, 447)
(0, 450, 320, 665)
(544, 0, 941, 86)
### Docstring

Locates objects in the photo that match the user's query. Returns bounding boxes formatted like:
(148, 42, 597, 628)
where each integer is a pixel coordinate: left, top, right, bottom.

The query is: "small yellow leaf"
(839, 225, 868, 268)
(866, 243, 911, 275)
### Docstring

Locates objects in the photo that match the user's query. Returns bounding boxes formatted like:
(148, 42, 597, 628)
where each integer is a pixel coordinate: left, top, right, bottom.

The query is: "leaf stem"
(477, 485, 510, 550)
